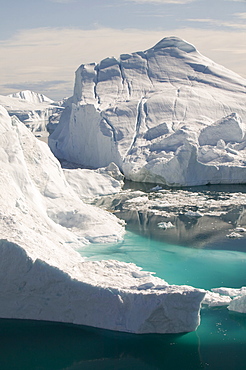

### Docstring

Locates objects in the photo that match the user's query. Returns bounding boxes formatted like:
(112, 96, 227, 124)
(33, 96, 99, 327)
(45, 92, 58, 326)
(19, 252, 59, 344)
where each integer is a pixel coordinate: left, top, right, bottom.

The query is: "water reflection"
(0, 318, 209, 370)
(1, 308, 246, 370)
(92, 182, 246, 250)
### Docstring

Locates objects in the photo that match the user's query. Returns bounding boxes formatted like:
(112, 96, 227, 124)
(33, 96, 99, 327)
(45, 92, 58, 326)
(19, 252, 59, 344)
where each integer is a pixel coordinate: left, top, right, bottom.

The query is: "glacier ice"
(0, 105, 206, 334)
(49, 36, 246, 186)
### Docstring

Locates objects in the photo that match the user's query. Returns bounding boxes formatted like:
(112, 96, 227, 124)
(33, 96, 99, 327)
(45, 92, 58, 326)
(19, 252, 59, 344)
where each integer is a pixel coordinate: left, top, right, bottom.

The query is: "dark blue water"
(1, 189, 246, 369)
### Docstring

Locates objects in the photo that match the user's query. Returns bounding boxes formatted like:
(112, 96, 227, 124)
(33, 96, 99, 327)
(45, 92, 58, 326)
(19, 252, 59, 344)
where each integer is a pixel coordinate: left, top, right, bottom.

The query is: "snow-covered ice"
(49, 36, 246, 186)
(0, 105, 206, 334)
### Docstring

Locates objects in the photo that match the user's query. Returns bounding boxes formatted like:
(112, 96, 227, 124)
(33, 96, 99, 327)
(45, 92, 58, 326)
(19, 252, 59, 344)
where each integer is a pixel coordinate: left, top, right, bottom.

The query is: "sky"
(0, 0, 245, 100)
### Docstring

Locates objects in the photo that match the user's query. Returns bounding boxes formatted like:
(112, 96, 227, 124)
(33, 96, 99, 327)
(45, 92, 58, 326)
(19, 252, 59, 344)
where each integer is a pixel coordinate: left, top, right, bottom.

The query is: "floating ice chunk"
(150, 185, 163, 191)
(226, 232, 243, 238)
(202, 291, 232, 307)
(184, 210, 203, 218)
(235, 227, 246, 233)
(126, 196, 149, 204)
(158, 221, 175, 229)
(228, 295, 246, 314)
(212, 287, 246, 297)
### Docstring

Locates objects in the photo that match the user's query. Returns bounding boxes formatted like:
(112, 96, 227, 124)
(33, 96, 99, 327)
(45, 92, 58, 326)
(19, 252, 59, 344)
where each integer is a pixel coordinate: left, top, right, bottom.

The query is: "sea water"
(1, 188, 246, 369)
(1, 232, 246, 370)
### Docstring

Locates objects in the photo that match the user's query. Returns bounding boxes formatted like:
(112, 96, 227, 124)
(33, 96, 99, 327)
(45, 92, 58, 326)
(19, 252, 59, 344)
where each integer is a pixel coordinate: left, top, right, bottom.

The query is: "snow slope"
(49, 36, 246, 186)
(0, 105, 206, 334)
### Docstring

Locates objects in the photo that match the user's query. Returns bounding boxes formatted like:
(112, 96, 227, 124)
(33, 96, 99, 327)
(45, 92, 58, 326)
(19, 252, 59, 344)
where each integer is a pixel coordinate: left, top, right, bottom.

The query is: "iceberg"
(0, 105, 205, 334)
(0, 90, 62, 132)
(49, 36, 246, 186)
(8, 90, 53, 104)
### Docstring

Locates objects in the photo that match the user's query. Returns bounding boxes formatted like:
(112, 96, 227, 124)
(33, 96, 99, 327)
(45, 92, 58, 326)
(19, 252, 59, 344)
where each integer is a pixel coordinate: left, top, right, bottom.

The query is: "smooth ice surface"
(49, 36, 246, 186)
(0, 106, 205, 334)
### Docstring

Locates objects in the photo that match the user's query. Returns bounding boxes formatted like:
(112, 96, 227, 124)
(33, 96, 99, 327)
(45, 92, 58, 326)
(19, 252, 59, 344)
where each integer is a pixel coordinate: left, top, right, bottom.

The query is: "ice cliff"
(0, 105, 206, 334)
(49, 36, 246, 186)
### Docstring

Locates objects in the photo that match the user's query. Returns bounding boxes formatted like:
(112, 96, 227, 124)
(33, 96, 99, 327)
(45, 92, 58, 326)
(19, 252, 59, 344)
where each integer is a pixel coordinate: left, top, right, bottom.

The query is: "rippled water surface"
(1, 186, 246, 369)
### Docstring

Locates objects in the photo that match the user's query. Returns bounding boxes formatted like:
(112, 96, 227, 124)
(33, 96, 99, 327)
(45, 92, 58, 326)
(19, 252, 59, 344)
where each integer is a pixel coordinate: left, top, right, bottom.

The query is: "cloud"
(0, 27, 245, 100)
(187, 17, 246, 30)
(235, 12, 246, 19)
(3, 80, 69, 98)
(125, 0, 195, 3)
(49, 0, 196, 3)
(49, 0, 75, 3)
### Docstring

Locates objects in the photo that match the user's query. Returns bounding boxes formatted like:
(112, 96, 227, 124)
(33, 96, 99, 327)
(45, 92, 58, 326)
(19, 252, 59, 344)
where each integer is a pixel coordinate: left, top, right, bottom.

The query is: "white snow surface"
(63, 162, 124, 200)
(49, 36, 246, 186)
(0, 105, 206, 334)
